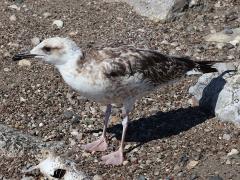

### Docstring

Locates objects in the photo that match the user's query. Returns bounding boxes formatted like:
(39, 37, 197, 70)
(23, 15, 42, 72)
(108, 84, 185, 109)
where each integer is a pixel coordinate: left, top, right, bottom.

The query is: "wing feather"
(87, 47, 196, 85)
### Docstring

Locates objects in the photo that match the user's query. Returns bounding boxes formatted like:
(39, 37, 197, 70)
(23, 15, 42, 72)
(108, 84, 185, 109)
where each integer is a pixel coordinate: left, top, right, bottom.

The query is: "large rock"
(105, 0, 190, 22)
(205, 27, 240, 46)
(0, 124, 64, 157)
(189, 64, 240, 125)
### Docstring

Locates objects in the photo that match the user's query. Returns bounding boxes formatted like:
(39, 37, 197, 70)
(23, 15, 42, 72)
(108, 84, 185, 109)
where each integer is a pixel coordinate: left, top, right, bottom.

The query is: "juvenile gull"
(13, 37, 220, 165)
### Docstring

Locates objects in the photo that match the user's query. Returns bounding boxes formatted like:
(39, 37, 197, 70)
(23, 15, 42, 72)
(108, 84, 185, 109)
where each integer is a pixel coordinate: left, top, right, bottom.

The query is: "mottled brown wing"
(91, 47, 195, 85)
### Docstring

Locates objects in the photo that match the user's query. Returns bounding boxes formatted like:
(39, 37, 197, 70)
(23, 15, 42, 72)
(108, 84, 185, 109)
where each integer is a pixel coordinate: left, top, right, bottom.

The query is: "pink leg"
(81, 104, 111, 152)
(101, 115, 128, 165)
(101, 100, 134, 166)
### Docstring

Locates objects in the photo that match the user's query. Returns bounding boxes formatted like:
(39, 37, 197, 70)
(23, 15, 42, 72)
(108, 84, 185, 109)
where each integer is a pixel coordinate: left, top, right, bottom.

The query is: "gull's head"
(13, 37, 82, 66)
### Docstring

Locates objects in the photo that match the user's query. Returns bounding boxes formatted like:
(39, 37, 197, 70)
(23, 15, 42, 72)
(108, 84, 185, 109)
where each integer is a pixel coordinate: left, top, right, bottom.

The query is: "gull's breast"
(58, 62, 154, 104)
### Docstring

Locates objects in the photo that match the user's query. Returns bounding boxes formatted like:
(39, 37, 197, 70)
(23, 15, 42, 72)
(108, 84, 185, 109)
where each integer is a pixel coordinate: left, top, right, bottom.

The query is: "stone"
(224, 27, 233, 34)
(189, 0, 201, 8)
(93, 175, 103, 180)
(189, 63, 240, 125)
(63, 110, 74, 119)
(18, 59, 31, 67)
(70, 130, 83, 140)
(205, 27, 240, 46)
(208, 175, 223, 180)
(223, 43, 235, 50)
(227, 149, 239, 157)
(153, 169, 160, 176)
(222, 134, 231, 141)
(3, 51, 11, 58)
(3, 68, 10, 72)
(10, 15, 17, 21)
(186, 160, 199, 170)
(15, 0, 24, 4)
(9, 5, 21, 11)
(225, 159, 231, 165)
(0, 124, 64, 158)
(43, 12, 52, 18)
(68, 31, 78, 36)
(21, 176, 35, 180)
(52, 20, 64, 29)
(105, 0, 190, 22)
(72, 115, 81, 124)
(138, 175, 147, 180)
(20, 97, 27, 102)
(31, 37, 41, 46)
(39, 123, 44, 127)
(124, 144, 131, 150)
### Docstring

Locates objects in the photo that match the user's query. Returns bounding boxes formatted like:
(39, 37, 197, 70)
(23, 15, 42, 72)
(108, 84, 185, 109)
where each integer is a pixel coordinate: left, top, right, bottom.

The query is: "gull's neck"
(55, 49, 84, 72)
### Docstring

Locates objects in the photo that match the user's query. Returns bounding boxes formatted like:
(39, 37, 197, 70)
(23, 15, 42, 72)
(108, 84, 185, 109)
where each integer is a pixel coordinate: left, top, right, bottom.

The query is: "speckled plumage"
(13, 37, 219, 165)
(58, 46, 218, 105)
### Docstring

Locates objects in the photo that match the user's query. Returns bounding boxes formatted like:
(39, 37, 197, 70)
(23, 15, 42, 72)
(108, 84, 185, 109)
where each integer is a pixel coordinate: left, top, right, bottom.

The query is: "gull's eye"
(42, 46, 52, 53)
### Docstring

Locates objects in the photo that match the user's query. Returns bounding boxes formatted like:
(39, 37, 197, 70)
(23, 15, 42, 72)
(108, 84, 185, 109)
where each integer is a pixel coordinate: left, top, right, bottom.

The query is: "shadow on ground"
(88, 107, 213, 144)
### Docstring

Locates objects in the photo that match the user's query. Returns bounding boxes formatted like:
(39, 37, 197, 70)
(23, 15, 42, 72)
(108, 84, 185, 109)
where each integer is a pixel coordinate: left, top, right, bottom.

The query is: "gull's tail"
(186, 61, 236, 75)
(195, 61, 220, 73)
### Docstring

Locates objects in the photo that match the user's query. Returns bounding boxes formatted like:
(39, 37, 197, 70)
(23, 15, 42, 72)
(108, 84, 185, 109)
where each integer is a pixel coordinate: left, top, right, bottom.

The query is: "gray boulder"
(105, 0, 190, 22)
(205, 27, 240, 47)
(0, 124, 64, 157)
(189, 64, 240, 125)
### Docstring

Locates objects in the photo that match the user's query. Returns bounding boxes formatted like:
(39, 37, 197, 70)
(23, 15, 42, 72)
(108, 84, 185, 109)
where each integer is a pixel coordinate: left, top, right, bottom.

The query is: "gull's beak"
(12, 53, 40, 61)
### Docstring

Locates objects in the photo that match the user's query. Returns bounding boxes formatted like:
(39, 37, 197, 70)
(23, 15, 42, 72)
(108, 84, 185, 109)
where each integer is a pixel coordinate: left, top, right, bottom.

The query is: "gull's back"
(73, 46, 214, 104)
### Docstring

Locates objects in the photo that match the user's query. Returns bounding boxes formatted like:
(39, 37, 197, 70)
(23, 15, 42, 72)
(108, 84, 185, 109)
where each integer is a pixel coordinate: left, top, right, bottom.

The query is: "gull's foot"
(81, 136, 108, 152)
(101, 149, 124, 166)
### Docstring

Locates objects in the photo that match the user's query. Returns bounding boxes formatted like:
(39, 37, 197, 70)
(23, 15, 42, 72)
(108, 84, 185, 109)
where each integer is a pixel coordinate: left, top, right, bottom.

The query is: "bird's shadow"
(86, 107, 213, 152)
(108, 107, 213, 143)
(86, 71, 233, 149)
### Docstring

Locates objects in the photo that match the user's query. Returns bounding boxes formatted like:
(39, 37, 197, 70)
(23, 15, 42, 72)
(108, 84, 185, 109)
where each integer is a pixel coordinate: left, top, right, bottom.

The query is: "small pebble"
(227, 149, 239, 157)
(31, 37, 41, 46)
(93, 133, 99, 137)
(223, 43, 235, 50)
(63, 110, 74, 119)
(208, 175, 223, 180)
(222, 134, 231, 140)
(18, 59, 31, 67)
(39, 123, 44, 127)
(123, 160, 129, 165)
(3, 52, 11, 58)
(216, 43, 225, 49)
(93, 175, 103, 180)
(43, 12, 52, 18)
(15, 0, 24, 4)
(153, 170, 160, 176)
(68, 31, 78, 36)
(229, 39, 240, 46)
(138, 175, 147, 180)
(124, 144, 131, 150)
(10, 15, 17, 21)
(4, 68, 10, 72)
(53, 20, 64, 29)
(72, 115, 81, 124)
(82, 152, 90, 157)
(187, 160, 199, 170)
(227, 55, 234, 60)
(223, 27, 233, 34)
(226, 159, 231, 165)
(20, 97, 26, 102)
(9, 5, 20, 11)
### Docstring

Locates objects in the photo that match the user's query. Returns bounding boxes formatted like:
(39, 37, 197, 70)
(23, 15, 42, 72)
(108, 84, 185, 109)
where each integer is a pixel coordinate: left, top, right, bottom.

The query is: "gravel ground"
(0, 0, 240, 179)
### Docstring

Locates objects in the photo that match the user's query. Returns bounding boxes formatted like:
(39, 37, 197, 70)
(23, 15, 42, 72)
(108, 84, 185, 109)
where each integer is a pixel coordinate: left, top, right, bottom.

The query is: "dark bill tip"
(12, 53, 38, 61)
